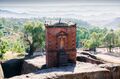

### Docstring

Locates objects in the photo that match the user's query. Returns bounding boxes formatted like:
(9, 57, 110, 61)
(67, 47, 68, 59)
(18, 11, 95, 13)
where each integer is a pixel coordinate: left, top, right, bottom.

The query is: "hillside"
(105, 17, 120, 29)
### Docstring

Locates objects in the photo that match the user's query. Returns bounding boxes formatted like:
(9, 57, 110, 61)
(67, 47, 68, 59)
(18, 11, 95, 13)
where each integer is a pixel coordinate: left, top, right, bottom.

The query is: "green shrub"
(11, 40, 25, 53)
(0, 40, 9, 57)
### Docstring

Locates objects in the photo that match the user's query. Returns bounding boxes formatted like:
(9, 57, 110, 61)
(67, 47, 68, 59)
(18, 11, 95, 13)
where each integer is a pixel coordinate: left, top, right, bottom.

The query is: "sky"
(0, 0, 120, 26)
(0, 0, 120, 3)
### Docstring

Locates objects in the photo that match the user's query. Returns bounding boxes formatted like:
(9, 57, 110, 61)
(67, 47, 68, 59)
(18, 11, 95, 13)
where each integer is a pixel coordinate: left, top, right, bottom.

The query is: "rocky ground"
(21, 56, 46, 74)
(9, 51, 120, 79)
(10, 61, 109, 79)
(1, 49, 120, 79)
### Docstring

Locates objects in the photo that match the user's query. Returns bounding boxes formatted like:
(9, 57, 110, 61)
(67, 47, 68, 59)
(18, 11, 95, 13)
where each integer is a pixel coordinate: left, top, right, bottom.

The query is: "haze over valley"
(0, 2, 120, 29)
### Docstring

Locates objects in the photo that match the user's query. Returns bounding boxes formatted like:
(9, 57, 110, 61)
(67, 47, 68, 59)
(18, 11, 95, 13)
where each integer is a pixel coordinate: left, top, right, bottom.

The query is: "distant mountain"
(0, 9, 33, 18)
(0, 9, 16, 14)
(1, 9, 120, 29)
(70, 18, 91, 28)
(0, 9, 27, 15)
(105, 17, 120, 29)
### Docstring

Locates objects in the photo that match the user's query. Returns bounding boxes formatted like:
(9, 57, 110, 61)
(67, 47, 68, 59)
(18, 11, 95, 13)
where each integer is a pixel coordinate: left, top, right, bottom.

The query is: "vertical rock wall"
(0, 64, 4, 79)
(99, 64, 120, 79)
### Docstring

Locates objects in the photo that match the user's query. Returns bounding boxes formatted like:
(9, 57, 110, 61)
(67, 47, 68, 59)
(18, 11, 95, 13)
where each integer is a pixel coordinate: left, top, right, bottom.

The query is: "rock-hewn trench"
(1, 59, 24, 78)
(0, 52, 120, 79)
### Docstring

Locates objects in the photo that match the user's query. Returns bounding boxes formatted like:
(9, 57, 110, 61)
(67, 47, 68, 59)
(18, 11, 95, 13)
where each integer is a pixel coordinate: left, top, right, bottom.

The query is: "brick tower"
(45, 21, 76, 67)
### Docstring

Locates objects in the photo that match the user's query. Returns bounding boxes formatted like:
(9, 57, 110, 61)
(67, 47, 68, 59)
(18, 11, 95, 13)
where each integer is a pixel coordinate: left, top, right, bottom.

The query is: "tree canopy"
(0, 17, 120, 59)
(24, 21, 45, 56)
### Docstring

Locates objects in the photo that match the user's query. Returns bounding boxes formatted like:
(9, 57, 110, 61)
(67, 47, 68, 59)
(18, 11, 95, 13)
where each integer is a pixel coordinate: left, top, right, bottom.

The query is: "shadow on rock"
(1, 59, 24, 78)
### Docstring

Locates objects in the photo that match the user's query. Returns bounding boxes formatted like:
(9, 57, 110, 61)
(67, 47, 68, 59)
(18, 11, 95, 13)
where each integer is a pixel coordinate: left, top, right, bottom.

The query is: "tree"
(83, 32, 102, 52)
(11, 39, 25, 54)
(76, 27, 89, 48)
(113, 29, 120, 52)
(104, 29, 115, 52)
(0, 39, 9, 58)
(24, 21, 45, 56)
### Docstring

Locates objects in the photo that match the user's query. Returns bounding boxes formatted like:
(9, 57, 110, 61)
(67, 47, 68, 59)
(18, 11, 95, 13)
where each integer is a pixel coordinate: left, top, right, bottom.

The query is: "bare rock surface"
(0, 64, 4, 79)
(10, 62, 108, 79)
(95, 54, 120, 64)
(21, 56, 46, 74)
(99, 63, 120, 79)
(99, 63, 120, 68)
(8, 53, 120, 79)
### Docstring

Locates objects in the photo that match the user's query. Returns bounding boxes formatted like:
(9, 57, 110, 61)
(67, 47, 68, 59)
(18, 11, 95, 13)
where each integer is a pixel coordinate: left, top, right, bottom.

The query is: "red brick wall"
(45, 25, 76, 67)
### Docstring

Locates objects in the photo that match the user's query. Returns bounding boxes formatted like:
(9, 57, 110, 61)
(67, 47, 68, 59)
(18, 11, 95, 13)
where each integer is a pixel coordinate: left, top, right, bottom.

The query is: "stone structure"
(0, 64, 4, 79)
(45, 21, 76, 67)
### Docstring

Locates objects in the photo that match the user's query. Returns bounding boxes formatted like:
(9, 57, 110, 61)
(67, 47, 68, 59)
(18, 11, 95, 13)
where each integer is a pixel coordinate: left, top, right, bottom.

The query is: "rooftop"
(45, 20, 75, 27)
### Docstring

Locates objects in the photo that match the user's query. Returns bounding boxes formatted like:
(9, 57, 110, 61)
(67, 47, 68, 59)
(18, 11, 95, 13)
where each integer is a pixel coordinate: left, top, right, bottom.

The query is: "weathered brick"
(45, 22, 77, 67)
